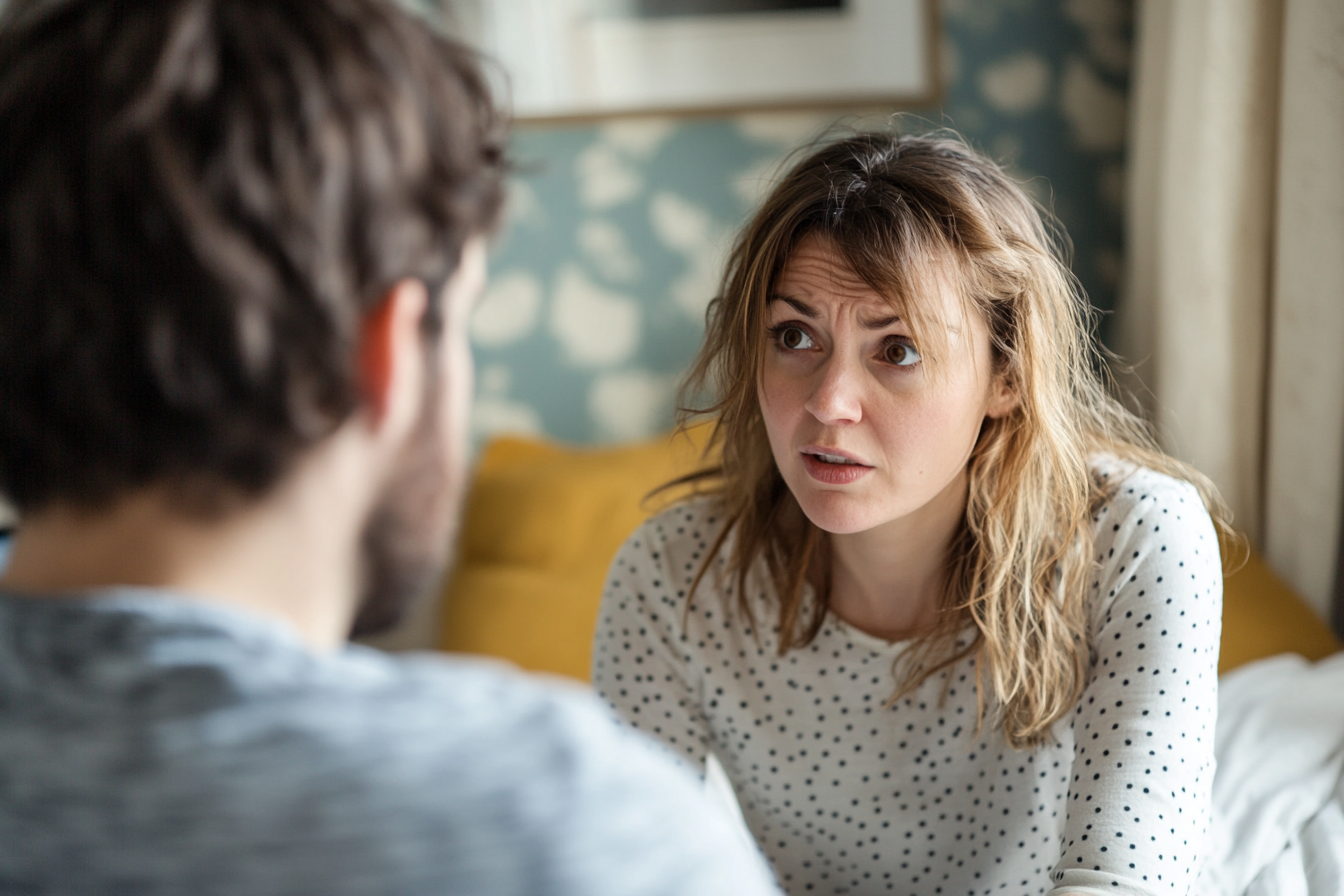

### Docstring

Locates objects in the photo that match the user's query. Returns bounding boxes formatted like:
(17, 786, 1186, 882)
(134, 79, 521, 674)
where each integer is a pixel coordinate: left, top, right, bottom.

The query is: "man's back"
(0, 592, 773, 895)
(0, 1, 782, 891)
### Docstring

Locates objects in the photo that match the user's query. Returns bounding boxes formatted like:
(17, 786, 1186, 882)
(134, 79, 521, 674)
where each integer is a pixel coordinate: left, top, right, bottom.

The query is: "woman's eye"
(883, 339, 920, 366)
(776, 326, 814, 351)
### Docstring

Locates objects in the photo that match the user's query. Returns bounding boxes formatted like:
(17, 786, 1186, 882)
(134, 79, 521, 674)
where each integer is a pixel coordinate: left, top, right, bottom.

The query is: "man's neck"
(0, 431, 374, 652)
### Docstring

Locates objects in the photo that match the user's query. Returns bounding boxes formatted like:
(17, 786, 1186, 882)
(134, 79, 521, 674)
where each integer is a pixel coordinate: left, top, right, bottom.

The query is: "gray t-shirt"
(0, 590, 781, 895)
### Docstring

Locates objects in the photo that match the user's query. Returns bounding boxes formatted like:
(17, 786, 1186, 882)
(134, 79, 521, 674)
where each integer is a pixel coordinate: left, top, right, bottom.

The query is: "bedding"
(1199, 651, 1344, 896)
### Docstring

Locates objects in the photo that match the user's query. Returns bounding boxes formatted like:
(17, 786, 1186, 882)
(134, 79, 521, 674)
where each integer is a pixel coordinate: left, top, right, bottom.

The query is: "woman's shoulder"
(607, 496, 734, 599)
(1085, 455, 1222, 613)
(622, 496, 733, 561)
(1089, 455, 1208, 532)
(602, 497, 738, 645)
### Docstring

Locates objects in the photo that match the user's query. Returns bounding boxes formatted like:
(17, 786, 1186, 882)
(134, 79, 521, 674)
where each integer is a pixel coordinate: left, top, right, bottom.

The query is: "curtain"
(1118, 0, 1344, 626)
(1262, 0, 1344, 625)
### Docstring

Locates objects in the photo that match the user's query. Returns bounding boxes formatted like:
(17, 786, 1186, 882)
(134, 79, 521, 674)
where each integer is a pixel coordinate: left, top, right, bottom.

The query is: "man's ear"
(357, 278, 429, 434)
(986, 372, 1020, 419)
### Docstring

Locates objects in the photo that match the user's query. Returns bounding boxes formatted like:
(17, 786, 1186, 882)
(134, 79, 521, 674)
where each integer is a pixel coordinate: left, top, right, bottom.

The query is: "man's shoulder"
(0, 598, 780, 895)
(244, 643, 661, 788)
(323, 643, 601, 732)
(308, 646, 649, 778)
(255, 649, 779, 894)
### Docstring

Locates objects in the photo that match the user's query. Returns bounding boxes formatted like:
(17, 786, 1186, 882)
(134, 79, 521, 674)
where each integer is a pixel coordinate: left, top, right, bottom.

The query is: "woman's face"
(758, 233, 1016, 536)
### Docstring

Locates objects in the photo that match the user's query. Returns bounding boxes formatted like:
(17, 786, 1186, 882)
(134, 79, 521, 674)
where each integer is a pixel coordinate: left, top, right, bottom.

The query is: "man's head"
(0, 0, 507, 634)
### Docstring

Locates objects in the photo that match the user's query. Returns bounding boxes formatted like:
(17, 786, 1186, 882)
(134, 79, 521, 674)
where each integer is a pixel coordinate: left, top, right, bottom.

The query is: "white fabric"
(1196, 652, 1344, 896)
(594, 463, 1222, 895)
(1241, 802, 1344, 896)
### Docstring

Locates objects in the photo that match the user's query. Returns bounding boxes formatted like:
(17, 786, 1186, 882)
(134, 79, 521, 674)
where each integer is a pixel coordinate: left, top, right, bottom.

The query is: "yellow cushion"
(439, 425, 715, 680)
(1219, 544, 1340, 673)
(440, 427, 1340, 679)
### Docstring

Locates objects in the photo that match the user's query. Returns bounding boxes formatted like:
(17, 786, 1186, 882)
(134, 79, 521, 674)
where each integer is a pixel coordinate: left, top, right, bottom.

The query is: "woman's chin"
(792, 490, 888, 536)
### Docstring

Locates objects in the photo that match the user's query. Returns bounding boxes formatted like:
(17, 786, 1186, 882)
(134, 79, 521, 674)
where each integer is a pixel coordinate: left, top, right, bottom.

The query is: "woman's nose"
(804, 355, 863, 425)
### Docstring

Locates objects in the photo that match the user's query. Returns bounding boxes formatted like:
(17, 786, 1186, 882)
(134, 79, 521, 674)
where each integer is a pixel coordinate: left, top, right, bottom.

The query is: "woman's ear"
(986, 372, 1020, 419)
(357, 278, 429, 434)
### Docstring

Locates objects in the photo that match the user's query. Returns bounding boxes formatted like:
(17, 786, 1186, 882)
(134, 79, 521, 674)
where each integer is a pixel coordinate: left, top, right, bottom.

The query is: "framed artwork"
(461, 0, 939, 122)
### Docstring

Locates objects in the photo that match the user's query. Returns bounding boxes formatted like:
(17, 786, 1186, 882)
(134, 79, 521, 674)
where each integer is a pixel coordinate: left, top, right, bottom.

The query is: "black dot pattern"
(592, 463, 1222, 895)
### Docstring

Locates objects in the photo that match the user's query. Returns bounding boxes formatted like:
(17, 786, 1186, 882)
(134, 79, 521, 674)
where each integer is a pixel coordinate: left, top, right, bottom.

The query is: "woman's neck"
(826, 469, 968, 643)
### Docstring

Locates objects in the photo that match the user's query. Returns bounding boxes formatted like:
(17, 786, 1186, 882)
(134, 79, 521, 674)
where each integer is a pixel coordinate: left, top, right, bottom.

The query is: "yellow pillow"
(440, 428, 1339, 680)
(1219, 544, 1339, 673)
(439, 425, 715, 680)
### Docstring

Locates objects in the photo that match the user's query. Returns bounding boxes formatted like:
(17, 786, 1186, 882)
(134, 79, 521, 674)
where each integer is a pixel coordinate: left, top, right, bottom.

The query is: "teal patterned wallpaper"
(0, 0, 1130, 451)
(467, 0, 1133, 447)
(0, 0, 1131, 547)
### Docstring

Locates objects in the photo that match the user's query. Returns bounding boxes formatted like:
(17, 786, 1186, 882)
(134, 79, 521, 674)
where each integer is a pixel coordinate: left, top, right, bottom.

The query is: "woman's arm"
(592, 505, 716, 775)
(1048, 469, 1223, 896)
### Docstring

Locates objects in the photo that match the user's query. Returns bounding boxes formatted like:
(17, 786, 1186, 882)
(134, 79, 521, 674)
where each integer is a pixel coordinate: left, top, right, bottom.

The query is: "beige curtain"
(1262, 0, 1344, 622)
(1118, 0, 1344, 623)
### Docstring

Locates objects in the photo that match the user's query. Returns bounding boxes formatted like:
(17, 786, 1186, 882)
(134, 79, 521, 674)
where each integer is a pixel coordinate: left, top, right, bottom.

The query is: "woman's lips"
(800, 449, 873, 485)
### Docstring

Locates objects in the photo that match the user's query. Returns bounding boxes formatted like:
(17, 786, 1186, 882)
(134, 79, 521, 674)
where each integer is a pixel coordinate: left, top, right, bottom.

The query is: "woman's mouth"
(800, 448, 873, 484)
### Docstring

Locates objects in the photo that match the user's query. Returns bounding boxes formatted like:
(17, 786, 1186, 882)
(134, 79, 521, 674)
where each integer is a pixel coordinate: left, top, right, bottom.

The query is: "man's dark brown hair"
(0, 0, 507, 514)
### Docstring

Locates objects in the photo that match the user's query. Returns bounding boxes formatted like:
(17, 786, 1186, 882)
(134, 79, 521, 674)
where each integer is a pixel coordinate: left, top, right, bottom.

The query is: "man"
(0, 1, 780, 893)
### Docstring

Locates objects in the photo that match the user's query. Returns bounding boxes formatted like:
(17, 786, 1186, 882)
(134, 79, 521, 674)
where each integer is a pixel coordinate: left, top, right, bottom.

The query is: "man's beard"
(348, 390, 462, 639)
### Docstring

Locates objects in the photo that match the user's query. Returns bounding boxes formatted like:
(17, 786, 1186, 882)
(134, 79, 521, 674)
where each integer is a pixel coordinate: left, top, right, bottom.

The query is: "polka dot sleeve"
(1048, 467, 1222, 896)
(592, 511, 713, 774)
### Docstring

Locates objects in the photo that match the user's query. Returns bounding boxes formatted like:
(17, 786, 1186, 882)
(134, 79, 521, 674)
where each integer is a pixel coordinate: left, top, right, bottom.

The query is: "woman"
(592, 131, 1231, 895)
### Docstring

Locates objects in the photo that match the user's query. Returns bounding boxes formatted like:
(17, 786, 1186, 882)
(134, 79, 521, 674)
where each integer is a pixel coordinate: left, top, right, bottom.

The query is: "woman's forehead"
(773, 232, 961, 317)
(776, 237, 875, 298)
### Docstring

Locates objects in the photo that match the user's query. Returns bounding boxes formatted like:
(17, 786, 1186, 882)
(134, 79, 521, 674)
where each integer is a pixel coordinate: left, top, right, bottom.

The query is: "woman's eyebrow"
(770, 296, 903, 330)
(859, 312, 902, 330)
(768, 296, 820, 319)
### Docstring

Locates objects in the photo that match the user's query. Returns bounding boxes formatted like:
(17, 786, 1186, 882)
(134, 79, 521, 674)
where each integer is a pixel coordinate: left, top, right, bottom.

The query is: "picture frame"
(460, 0, 939, 122)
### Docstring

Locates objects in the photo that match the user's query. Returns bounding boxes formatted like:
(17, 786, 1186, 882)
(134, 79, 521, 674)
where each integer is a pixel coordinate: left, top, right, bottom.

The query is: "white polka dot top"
(593, 461, 1222, 896)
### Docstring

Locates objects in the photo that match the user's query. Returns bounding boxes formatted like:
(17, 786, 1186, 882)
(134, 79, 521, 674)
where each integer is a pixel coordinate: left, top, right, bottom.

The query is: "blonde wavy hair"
(677, 130, 1235, 749)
